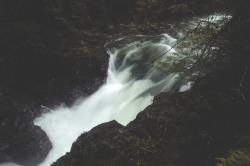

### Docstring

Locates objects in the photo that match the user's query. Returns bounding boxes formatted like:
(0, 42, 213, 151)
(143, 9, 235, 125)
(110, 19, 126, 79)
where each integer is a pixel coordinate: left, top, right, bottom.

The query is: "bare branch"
(149, 21, 202, 64)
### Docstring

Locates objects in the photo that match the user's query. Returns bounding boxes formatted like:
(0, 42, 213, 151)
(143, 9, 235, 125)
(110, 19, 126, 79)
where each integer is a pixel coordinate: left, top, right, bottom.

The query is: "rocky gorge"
(0, 0, 250, 166)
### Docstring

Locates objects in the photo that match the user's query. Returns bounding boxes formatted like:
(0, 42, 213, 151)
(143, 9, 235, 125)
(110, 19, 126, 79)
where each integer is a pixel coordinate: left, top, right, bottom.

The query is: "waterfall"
(0, 13, 231, 166)
(33, 33, 186, 166)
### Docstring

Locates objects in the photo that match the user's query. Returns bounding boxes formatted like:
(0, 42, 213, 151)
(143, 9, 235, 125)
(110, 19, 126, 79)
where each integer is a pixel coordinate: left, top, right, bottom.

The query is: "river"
(0, 14, 230, 166)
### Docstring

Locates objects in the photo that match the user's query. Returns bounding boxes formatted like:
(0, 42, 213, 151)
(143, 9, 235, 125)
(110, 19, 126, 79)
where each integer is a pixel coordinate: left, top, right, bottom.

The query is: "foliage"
(216, 150, 250, 166)
(153, 14, 232, 78)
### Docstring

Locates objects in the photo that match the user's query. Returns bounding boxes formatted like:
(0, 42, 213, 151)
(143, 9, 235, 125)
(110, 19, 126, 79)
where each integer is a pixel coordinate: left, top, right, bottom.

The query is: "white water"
(33, 33, 185, 166)
(0, 163, 21, 166)
(0, 13, 231, 166)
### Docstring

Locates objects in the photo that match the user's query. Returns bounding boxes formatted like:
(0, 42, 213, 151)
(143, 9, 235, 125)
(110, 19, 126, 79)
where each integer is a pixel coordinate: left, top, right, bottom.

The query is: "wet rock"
(0, 97, 51, 165)
(0, 126, 51, 166)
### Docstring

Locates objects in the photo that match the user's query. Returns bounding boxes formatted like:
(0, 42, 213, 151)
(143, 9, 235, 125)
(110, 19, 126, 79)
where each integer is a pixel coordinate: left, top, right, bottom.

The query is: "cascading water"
(33, 33, 187, 166)
(0, 163, 21, 166)
(33, 14, 232, 166)
(0, 14, 231, 166)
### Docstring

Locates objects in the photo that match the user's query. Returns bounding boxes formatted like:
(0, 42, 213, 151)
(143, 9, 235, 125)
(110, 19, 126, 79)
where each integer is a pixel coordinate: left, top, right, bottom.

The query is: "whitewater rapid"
(33, 33, 187, 166)
(0, 14, 232, 166)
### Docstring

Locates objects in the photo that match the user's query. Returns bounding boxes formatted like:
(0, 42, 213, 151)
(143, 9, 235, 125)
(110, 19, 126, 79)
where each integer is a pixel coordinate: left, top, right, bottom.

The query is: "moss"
(216, 149, 250, 166)
(108, 25, 115, 30)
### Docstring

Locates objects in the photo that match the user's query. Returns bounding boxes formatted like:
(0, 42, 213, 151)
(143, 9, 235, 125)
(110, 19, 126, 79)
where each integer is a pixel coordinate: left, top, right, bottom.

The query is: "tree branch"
(149, 21, 202, 64)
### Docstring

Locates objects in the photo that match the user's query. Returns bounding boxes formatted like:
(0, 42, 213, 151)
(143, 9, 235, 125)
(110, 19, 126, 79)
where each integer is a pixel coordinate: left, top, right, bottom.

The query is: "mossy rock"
(216, 149, 250, 166)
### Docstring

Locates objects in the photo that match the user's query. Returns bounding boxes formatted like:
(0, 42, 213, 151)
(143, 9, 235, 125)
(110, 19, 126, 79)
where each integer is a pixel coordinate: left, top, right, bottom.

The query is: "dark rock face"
(0, 99, 51, 165)
(0, 53, 108, 165)
(0, 0, 108, 164)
